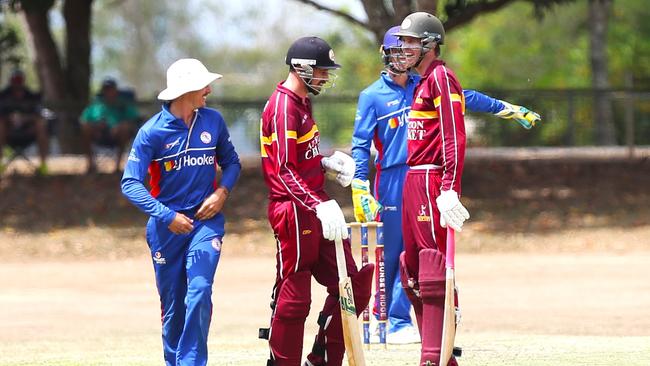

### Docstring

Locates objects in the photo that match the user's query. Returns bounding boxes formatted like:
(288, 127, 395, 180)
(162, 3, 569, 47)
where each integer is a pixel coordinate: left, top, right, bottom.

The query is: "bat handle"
(334, 237, 348, 281)
(446, 228, 455, 269)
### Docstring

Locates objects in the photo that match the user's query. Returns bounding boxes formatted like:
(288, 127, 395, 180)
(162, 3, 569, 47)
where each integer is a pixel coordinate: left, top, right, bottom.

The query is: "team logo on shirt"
(304, 135, 320, 160)
(417, 204, 431, 222)
(128, 148, 140, 162)
(163, 154, 215, 171)
(386, 98, 400, 107)
(163, 160, 176, 171)
(407, 120, 426, 140)
(153, 251, 166, 265)
(165, 138, 181, 150)
(200, 131, 212, 144)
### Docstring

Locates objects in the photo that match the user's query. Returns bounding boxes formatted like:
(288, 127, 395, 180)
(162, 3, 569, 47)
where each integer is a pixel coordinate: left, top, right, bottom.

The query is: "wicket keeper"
(352, 26, 541, 345)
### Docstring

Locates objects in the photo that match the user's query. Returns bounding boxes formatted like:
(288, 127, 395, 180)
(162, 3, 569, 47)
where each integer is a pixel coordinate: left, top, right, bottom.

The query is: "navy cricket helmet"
(285, 36, 341, 70)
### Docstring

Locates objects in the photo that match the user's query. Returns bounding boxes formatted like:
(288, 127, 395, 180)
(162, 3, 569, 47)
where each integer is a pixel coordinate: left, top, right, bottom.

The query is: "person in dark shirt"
(0, 69, 49, 174)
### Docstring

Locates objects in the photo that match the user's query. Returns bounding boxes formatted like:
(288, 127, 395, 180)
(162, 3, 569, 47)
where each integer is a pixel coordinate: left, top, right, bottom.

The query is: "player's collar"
(276, 81, 311, 107)
(421, 59, 446, 79)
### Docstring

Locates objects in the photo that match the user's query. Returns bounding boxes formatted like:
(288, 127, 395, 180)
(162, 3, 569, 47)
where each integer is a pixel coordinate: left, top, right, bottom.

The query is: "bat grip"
(334, 237, 348, 280)
(446, 228, 455, 269)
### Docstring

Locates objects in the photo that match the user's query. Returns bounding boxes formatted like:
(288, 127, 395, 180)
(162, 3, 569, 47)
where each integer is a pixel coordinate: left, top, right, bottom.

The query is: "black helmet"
(285, 36, 340, 95)
(285, 36, 341, 70)
(393, 12, 445, 46)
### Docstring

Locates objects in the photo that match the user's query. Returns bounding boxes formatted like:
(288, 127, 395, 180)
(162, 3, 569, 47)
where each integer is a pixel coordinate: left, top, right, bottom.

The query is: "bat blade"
(335, 237, 366, 366)
(339, 277, 366, 366)
(440, 229, 457, 366)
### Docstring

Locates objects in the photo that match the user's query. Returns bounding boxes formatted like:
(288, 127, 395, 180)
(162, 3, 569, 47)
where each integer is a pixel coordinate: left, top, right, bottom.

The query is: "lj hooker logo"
(417, 204, 431, 222)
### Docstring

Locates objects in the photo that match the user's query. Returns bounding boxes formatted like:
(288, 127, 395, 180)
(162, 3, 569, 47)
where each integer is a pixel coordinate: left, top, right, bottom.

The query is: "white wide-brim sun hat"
(157, 58, 223, 101)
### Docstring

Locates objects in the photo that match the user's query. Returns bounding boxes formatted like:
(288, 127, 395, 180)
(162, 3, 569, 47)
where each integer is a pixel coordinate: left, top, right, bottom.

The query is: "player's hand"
(495, 100, 541, 129)
(351, 178, 382, 222)
(168, 212, 194, 234)
(195, 186, 229, 220)
(436, 190, 470, 232)
(315, 199, 349, 241)
(321, 151, 355, 187)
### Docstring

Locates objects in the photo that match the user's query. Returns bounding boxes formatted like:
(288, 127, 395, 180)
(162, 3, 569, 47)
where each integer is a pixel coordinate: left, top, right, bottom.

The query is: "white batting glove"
(321, 151, 355, 187)
(315, 199, 349, 241)
(436, 190, 470, 232)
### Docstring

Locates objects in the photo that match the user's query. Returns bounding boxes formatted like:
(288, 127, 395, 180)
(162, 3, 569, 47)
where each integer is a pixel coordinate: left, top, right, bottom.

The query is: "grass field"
(1, 227, 649, 366)
(1, 155, 649, 365)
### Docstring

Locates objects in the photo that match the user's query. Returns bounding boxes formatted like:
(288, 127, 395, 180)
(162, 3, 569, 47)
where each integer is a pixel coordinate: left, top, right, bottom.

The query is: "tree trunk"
(21, 0, 94, 153)
(21, 10, 66, 102)
(589, 0, 616, 145)
(22, 7, 81, 153)
(63, 0, 93, 104)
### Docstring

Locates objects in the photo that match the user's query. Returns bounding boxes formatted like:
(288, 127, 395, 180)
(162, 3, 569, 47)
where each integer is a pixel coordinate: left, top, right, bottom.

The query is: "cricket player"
(352, 26, 541, 345)
(259, 36, 374, 366)
(121, 58, 241, 366)
(395, 12, 470, 365)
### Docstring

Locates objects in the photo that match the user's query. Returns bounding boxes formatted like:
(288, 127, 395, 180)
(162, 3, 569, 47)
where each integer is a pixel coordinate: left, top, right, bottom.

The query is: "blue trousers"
(375, 164, 413, 332)
(146, 213, 224, 366)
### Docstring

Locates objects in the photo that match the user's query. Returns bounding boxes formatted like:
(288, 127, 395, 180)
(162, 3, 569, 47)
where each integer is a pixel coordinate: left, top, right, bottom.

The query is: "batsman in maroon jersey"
(394, 12, 470, 366)
(258, 36, 374, 366)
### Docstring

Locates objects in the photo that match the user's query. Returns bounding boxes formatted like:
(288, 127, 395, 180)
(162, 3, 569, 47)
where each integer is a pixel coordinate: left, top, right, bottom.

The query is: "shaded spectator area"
(0, 69, 52, 175)
(79, 77, 140, 174)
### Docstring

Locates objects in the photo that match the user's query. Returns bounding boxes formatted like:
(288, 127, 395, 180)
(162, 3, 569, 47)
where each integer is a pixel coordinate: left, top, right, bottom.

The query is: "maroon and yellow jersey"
(407, 60, 466, 192)
(260, 83, 327, 211)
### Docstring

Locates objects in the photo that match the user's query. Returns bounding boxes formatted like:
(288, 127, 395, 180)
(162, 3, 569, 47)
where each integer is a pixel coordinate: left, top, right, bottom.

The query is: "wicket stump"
(347, 222, 387, 348)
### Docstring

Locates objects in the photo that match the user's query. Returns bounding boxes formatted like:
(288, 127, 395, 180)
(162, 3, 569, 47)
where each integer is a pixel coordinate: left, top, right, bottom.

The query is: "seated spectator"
(0, 69, 49, 175)
(80, 77, 139, 173)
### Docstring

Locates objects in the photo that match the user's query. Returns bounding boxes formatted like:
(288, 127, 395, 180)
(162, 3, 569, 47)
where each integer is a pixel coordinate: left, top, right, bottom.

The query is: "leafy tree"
(0, 17, 22, 80)
(292, 0, 575, 45)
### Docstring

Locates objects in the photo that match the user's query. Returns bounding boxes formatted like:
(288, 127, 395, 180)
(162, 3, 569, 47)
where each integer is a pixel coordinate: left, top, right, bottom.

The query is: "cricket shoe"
(387, 324, 421, 344)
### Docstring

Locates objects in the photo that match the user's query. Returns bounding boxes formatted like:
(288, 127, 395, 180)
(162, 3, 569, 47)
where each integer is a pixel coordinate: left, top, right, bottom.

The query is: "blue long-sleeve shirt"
(351, 72, 505, 180)
(121, 104, 241, 226)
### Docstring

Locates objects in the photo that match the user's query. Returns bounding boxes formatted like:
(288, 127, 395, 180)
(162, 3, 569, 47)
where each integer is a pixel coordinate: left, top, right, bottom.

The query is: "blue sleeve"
(351, 91, 377, 181)
(120, 128, 176, 225)
(464, 89, 505, 114)
(215, 119, 241, 192)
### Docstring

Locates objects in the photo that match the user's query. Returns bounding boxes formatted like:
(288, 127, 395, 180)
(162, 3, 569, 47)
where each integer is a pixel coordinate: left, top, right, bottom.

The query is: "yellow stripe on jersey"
(260, 130, 298, 146)
(260, 129, 301, 157)
(297, 125, 318, 144)
(409, 110, 439, 119)
(433, 93, 463, 107)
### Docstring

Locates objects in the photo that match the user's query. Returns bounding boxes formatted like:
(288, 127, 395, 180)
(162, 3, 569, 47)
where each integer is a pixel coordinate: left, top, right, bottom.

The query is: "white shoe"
(387, 325, 421, 345)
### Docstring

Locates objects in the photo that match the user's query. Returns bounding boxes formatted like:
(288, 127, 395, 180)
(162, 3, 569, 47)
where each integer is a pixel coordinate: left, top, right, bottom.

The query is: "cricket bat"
(334, 237, 366, 366)
(439, 228, 457, 366)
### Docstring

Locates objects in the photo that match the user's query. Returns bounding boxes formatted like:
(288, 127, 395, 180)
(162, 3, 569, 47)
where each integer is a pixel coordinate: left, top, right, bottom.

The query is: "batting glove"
(436, 190, 470, 232)
(321, 151, 356, 187)
(351, 178, 382, 222)
(315, 199, 349, 242)
(495, 100, 541, 129)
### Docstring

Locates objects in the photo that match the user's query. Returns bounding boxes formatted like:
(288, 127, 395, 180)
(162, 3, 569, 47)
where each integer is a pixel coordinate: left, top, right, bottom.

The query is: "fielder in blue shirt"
(121, 58, 241, 366)
(351, 27, 541, 344)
